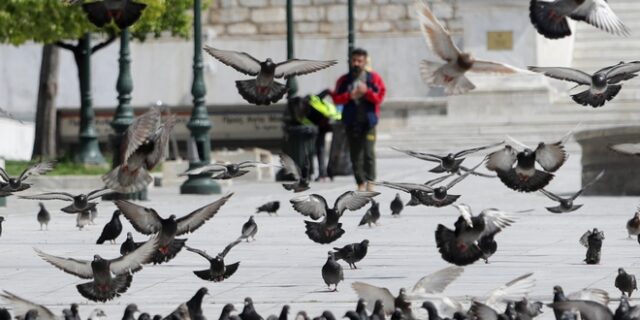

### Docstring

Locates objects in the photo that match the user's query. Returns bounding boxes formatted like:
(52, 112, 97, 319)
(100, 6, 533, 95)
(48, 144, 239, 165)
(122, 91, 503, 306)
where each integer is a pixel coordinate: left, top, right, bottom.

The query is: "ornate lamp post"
(180, 0, 220, 194)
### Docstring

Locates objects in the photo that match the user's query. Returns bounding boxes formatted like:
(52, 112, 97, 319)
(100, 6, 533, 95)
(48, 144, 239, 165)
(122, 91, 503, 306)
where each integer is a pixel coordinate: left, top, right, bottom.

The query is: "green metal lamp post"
(104, 28, 147, 201)
(348, 0, 355, 57)
(75, 33, 106, 165)
(286, 0, 298, 97)
(180, 0, 220, 194)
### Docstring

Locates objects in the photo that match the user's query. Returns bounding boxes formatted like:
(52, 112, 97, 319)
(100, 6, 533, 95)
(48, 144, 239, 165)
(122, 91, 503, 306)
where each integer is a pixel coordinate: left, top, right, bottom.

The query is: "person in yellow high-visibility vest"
(302, 91, 341, 181)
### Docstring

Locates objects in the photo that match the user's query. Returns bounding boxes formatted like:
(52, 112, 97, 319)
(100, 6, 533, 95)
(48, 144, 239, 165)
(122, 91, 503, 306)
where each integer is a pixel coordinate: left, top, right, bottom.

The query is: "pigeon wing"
(445, 160, 483, 189)
(182, 164, 227, 176)
(185, 245, 214, 261)
(485, 146, 517, 172)
(579, 230, 592, 247)
(567, 288, 610, 305)
(280, 153, 301, 180)
(274, 59, 337, 79)
(415, 0, 461, 61)
(478, 208, 515, 238)
(145, 113, 177, 169)
(571, 0, 629, 36)
(424, 174, 455, 187)
(0, 167, 9, 182)
(605, 61, 640, 82)
(204, 46, 262, 76)
(453, 203, 474, 227)
(471, 60, 523, 74)
(539, 189, 563, 202)
(455, 141, 505, 157)
(290, 194, 329, 220)
(571, 170, 605, 200)
(411, 266, 464, 294)
(19, 192, 75, 201)
(351, 282, 396, 315)
(535, 142, 567, 172)
(0, 291, 57, 320)
(469, 301, 500, 320)
(87, 187, 115, 200)
(547, 300, 613, 320)
(176, 193, 233, 235)
(484, 273, 535, 311)
(376, 181, 434, 193)
(18, 161, 55, 182)
(220, 239, 242, 258)
(115, 200, 164, 235)
(109, 236, 159, 275)
(390, 147, 441, 162)
(34, 248, 93, 279)
(334, 191, 379, 215)
(528, 66, 592, 85)
(122, 108, 161, 164)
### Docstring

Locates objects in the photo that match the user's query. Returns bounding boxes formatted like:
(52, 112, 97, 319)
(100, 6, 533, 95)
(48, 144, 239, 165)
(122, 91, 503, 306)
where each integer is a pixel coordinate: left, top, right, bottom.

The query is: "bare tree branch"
(54, 41, 77, 52)
(91, 34, 117, 53)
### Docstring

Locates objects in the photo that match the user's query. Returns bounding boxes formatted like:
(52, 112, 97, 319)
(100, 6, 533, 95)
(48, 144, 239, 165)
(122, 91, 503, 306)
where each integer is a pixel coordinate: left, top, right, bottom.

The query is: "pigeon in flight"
(290, 191, 379, 244)
(239, 216, 258, 242)
(116, 193, 232, 264)
(332, 239, 369, 269)
(539, 170, 605, 213)
(65, 0, 147, 30)
(547, 300, 613, 320)
(185, 239, 242, 282)
(359, 200, 380, 227)
(415, 0, 523, 95)
(529, 0, 629, 39)
(34, 236, 158, 301)
(181, 161, 272, 180)
(615, 268, 638, 297)
(627, 209, 640, 239)
(256, 201, 280, 216)
(96, 210, 123, 244)
(280, 154, 310, 193)
(322, 251, 344, 291)
(36, 202, 50, 231)
(204, 46, 337, 105)
(0, 161, 54, 195)
(435, 204, 515, 266)
(529, 62, 640, 108)
(392, 141, 502, 176)
(486, 131, 574, 192)
(103, 108, 176, 193)
(580, 228, 605, 264)
(20, 188, 113, 214)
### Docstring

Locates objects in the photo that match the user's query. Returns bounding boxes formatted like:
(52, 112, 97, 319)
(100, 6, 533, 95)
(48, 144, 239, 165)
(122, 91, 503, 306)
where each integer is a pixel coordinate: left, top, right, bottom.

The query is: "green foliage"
(6, 159, 110, 176)
(0, 0, 195, 45)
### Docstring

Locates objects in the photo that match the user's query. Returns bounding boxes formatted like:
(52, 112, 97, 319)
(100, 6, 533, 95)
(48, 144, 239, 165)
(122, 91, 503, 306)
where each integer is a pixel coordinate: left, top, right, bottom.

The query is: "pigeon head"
(197, 287, 209, 296)
(361, 239, 370, 247)
(263, 59, 277, 72)
(0, 216, 4, 222)
(371, 200, 378, 208)
(618, 267, 626, 274)
(398, 288, 407, 296)
(244, 297, 253, 305)
(38, 202, 44, 208)
(592, 73, 607, 87)
(250, 215, 255, 221)
(127, 232, 133, 239)
(168, 214, 177, 221)
(8, 178, 18, 187)
(321, 311, 336, 320)
(395, 193, 401, 199)
(222, 304, 236, 313)
(138, 313, 151, 320)
(457, 52, 474, 70)
(71, 303, 79, 314)
(373, 300, 384, 310)
(327, 251, 336, 260)
(113, 210, 121, 217)
(517, 149, 536, 168)
(553, 285, 564, 295)
(93, 254, 102, 261)
(77, 194, 88, 202)
(25, 310, 38, 320)
(433, 186, 448, 200)
(125, 304, 139, 313)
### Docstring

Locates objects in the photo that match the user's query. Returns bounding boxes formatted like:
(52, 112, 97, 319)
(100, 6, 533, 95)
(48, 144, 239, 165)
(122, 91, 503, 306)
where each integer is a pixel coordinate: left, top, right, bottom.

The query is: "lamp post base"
(74, 136, 106, 165)
(180, 174, 221, 194)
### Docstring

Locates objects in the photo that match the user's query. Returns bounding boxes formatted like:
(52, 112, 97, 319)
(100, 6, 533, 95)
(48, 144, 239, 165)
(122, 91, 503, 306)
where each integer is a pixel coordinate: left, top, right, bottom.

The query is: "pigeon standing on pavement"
(20, 188, 113, 214)
(96, 210, 123, 244)
(392, 141, 503, 175)
(552, 285, 610, 320)
(529, 0, 629, 39)
(103, 108, 176, 193)
(122, 304, 140, 320)
(63, 303, 82, 320)
(36, 202, 50, 231)
(539, 170, 605, 213)
(322, 251, 344, 291)
(239, 216, 258, 242)
(239, 297, 264, 320)
(332, 239, 369, 269)
(69, 0, 148, 29)
(529, 62, 640, 108)
(0, 216, 4, 238)
(359, 200, 380, 227)
(186, 287, 208, 320)
(120, 232, 142, 255)
(291, 191, 379, 244)
(390, 193, 404, 216)
(615, 268, 638, 297)
(627, 209, 640, 238)
(580, 228, 605, 264)
(0, 161, 55, 195)
(204, 46, 337, 105)
(415, 0, 523, 95)
(219, 304, 239, 320)
(185, 239, 242, 282)
(256, 201, 280, 216)
(34, 237, 158, 302)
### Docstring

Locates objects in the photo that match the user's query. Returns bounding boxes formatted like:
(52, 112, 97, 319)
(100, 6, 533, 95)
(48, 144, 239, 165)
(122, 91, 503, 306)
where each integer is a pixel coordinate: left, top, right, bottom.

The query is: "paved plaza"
(0, 154, 638, 319)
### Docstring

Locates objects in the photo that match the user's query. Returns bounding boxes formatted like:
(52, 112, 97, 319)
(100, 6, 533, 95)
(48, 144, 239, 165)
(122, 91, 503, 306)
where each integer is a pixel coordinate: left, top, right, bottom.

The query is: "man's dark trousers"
(346, 126, 376, 185)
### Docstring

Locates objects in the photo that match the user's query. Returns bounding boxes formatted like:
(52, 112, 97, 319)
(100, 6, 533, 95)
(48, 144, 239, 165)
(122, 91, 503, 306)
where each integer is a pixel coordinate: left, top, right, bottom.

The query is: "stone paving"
(0, 155, 638, 319)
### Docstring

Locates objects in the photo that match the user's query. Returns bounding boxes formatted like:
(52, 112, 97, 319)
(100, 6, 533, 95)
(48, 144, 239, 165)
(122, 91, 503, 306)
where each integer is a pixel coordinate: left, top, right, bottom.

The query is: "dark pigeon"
(547, 300, 613, 320)
(356, 299, 368, 320)
(0, 161, 54, 194)
(370, 300, 385, 320)
(96, 210, 123, 244)
(615, 268, 638, 297)
(322, 251, 344, 291)
(219, 304, 239, 320)
(185, 239, 242, 282)
(116, 193, 232, 264)
(239, 297, 264, 320)
(120, 232, 143, 255)
(240, 216, 258, 242)
(539, 170, 604, 213)
(36, 202, 50, 231)
(529, 0, 628, 39)
(627, 210, 640, 238)
(34, 237, 157, 302)
(204, 46, 336, 105)
(359, 200, 380, 227)
(62, 303, 81, 320)
(20, 188, 113, 214)
(390, 309, 405, 320)
(530, 63, 640, 108)
(320, 312, 335, 320)
(580, 228, 604, 264)
(422, 302, 444, 320)
(139, 314, 152, 320)
(0, 216, 4, 238)
(0, 308, 9, 320)
(182, 161, 271, 180)
(295, 311, 309, 320)
(342, 311, 360, 320)
(256, 201, 280, 216)
(291, 191, 378, 244)
(552, 285, 610, 320)
(267, 305, 289, 320)
(478, 233, 498, 264)
(186, 288, 208, 320)
(614, 294, 640, 320)
(390, 193, 404, 215)
(279, 154, 311, 193)
(332, 239, 369, 269)
(122, 304, 140, 320)
(514, 297, 544, 320)
(76, 0, 147, 29)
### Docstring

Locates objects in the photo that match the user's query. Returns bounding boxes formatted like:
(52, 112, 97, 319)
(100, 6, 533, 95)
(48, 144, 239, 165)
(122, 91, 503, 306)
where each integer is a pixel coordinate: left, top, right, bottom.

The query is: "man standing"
(329, 48, 386, 192)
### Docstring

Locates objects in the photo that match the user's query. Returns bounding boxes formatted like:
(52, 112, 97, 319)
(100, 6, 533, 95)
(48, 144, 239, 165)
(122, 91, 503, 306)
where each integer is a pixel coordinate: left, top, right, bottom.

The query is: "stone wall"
(208, 0, 460, 38)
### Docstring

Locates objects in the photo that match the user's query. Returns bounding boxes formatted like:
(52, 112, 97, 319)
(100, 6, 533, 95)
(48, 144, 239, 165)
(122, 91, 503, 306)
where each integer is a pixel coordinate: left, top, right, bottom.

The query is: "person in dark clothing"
(304, 92, 341, 182)
(329, 48, 386, 191)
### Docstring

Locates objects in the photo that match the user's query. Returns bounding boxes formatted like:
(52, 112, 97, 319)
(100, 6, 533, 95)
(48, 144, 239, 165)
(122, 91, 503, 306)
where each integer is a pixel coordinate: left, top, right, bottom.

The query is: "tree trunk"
(32, 44, 60, 160)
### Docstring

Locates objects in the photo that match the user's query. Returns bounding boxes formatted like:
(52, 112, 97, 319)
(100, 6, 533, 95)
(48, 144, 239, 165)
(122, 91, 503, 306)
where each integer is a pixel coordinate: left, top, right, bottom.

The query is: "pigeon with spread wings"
(0, 161, 55, 196)
(539, 170, 604, 213)
(580, 228, 604, 264)
(19, 188, 113, 213)
(34, 236, 158, 302)
(181, 161, 273, 180)
(552, 285, 610, 320)
(115, 193, 232, 264)
(72, 0, 147, 29)
(205, 46, 337, 105)
(529, 62, 640, 108)
(280, 153, 311, 193)
(485, 130, 574, 192)
(415, 0, 523, 95)
(290, 191, 378, 244)
(185, 239, 242, 282)
(102, 108, 176, 193)
(529, 0, 628, 40)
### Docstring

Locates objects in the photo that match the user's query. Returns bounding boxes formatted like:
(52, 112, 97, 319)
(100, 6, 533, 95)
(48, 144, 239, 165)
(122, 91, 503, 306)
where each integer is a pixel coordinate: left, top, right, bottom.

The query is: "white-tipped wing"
(567, 288, 610, 306)
(453, 203, 474, 227)
(18, 161, 55, 182)
(176, 193, 233, 235)
(274, 59, 337, 79)
(351, 282, 396, 315)
(204, 46, 262, 76)
(110, 236, 158, 275)
(115, 200, 164, 235)
(528, 66, 592, 85)
(0, 291, 58, 320)
(34, 248, 93, 279)
(290, 194, 328, 220)
(335, 191, 379, 215)
(411, 266, 464, 294)
(415, 0, 461, 61)
(484, 273, 535, 311)
(573, 0, 629, 36)
(123, 108, 161, 163)
(485, 146, 517, 172)
(610, 143, 640, 156)
(479, 209, 516, 238)
(471, 60, 523, 74)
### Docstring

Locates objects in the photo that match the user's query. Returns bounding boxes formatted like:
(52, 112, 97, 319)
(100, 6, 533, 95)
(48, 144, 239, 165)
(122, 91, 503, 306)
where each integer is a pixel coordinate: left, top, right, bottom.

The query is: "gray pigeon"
(0, 161, 55, 194)
(36, 202, 50, 231)
(615, 268, 638, 297)
(529, 62, 640, 107)
(63, 303, 81, 320)
(120, 232, 143, 255)
(390, 193, 403, 216)
(332, 239, 369, 269)
(186, 288, 208, 320)
(204, 46, 337, 105)
(219, 304, 239, 320)
(627, 210, 640, 238)
(359, 200, 380, 227)
(122, 304, 140, 320)
(321, 251, 343, 291)
(239, 297, 263, 320)
(20, 188, 113, 214)
(580, 228, 604, 264)
(185, 239, 242, 282)
(240, 216, 258, 242)
(539, 170, 604, 213)
(73, 0, 147, 29)
(256, 201, 280, 216)
(547, 300, 612, 320)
